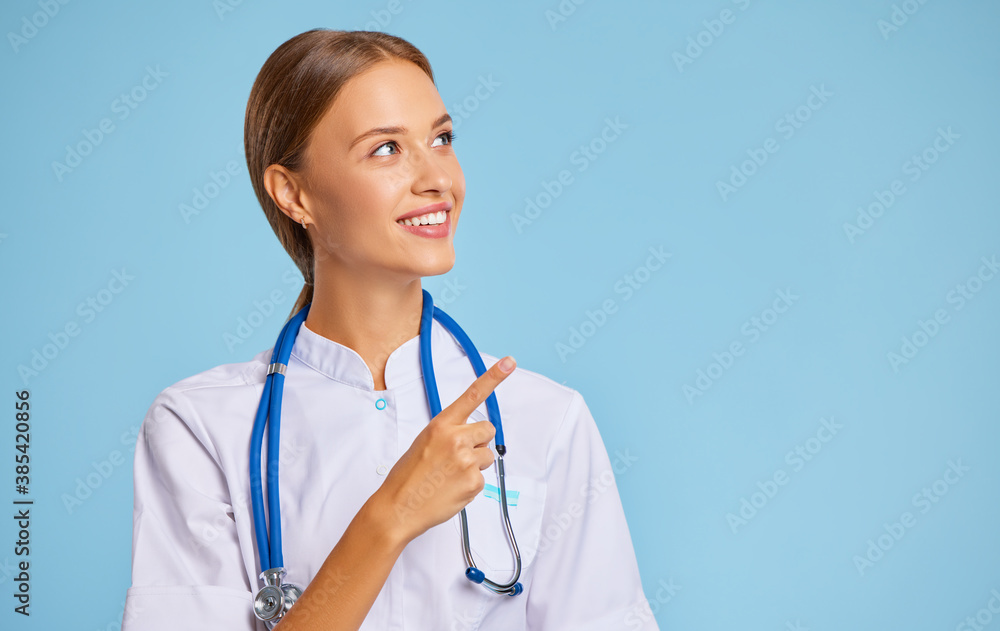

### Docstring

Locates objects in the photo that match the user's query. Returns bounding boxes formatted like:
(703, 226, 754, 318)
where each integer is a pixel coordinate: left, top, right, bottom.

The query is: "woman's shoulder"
(473, 351, 594, 444)
(465, 353, 611, 504)
(161, 347, 271, 395)
(139, 348, 273, 450)
(480, 350, 578, 400)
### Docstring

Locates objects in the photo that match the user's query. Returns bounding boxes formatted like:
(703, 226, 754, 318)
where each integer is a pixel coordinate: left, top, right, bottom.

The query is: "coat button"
(376, 464, 388, 476)
(375, 398, 387, 410)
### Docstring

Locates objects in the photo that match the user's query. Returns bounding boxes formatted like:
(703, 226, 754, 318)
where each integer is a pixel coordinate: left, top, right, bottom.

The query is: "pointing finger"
(443, 356, 516, 423)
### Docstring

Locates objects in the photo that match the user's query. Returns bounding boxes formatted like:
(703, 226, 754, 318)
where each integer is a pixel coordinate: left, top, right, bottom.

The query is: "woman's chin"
(411, 253, 456, 278)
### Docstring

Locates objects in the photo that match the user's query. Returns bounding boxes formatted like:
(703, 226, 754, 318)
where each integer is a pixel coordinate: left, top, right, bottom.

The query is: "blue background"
(2, 1, 998, 629)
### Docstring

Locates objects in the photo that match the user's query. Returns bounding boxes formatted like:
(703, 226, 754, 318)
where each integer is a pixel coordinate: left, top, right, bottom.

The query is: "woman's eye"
(371, 131, 454, 157)
(432, 130, 455, 147)
(372, 141, 398, 157)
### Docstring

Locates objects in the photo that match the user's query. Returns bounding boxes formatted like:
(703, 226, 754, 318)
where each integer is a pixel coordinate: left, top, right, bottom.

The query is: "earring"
(299, 217, 307, 229)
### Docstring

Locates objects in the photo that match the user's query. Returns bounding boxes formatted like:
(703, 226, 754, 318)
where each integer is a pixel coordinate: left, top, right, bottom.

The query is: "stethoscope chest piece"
(253, 567, 302, 628)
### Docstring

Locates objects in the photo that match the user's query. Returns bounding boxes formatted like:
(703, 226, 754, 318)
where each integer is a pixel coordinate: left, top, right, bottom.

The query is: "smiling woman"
(122, 28, 656, 631)
(245, 33, 464, 337)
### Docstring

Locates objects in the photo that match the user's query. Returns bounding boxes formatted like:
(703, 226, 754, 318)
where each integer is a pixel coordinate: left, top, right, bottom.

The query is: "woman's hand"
(373, 356, 517, 544)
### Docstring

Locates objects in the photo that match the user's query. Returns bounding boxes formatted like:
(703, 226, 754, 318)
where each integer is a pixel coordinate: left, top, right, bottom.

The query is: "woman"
(122, 29, 657, 631)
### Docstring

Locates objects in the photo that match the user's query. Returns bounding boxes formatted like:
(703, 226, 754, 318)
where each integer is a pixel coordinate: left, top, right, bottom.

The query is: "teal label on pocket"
(483, 483, 519, 506)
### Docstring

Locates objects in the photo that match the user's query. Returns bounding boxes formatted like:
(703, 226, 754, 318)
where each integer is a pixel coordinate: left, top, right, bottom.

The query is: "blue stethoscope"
(249, 289, 523, 626)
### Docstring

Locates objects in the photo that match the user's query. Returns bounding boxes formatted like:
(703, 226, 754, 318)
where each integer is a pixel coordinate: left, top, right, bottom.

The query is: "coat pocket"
(456, 470, 547, 576)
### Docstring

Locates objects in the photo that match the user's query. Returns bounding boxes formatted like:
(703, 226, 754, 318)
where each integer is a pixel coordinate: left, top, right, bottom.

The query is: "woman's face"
(293, 59, 464, 282)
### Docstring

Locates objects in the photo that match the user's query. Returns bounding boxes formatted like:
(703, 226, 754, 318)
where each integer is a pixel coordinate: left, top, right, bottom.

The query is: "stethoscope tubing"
(250, 303, 310, 570)
(419, 291, 521, 594)
(421, 299, 506, 450)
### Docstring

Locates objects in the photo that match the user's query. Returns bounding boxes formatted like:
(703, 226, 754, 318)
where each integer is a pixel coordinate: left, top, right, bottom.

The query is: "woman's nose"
(410, 147, 453, 193)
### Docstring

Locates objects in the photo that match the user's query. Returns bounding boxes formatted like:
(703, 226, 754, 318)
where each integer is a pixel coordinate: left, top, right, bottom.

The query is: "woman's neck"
(304, 270, 423, 391)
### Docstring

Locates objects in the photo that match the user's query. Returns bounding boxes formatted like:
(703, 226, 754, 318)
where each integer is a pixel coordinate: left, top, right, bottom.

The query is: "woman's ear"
(264, 163, 312, 225)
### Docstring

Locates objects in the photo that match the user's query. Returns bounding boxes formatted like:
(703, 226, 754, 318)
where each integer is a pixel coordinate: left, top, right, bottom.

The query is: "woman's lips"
(395, 210, 451, 239)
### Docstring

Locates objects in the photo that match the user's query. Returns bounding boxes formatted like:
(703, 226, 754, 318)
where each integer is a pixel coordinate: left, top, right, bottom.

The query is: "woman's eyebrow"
(349, 113, 453, 149)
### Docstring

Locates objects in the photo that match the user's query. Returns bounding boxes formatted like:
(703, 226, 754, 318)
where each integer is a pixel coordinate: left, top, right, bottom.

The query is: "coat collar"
(290, 315, 459, 391)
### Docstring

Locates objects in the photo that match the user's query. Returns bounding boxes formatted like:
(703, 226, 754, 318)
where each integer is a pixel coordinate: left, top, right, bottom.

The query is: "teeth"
(398, 210, 446, 226)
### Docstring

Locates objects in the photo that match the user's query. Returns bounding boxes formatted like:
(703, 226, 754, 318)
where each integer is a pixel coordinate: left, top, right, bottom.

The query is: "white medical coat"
(122, 316, 659, 630)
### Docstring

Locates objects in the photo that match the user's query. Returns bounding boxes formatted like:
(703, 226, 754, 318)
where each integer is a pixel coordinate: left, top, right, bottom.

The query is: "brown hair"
(244, 29, 434, 319)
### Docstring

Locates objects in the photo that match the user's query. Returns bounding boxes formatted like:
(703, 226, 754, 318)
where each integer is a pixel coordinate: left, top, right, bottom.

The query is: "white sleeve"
(525, 391, 660, 631)
(122, 387, 261, 631)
